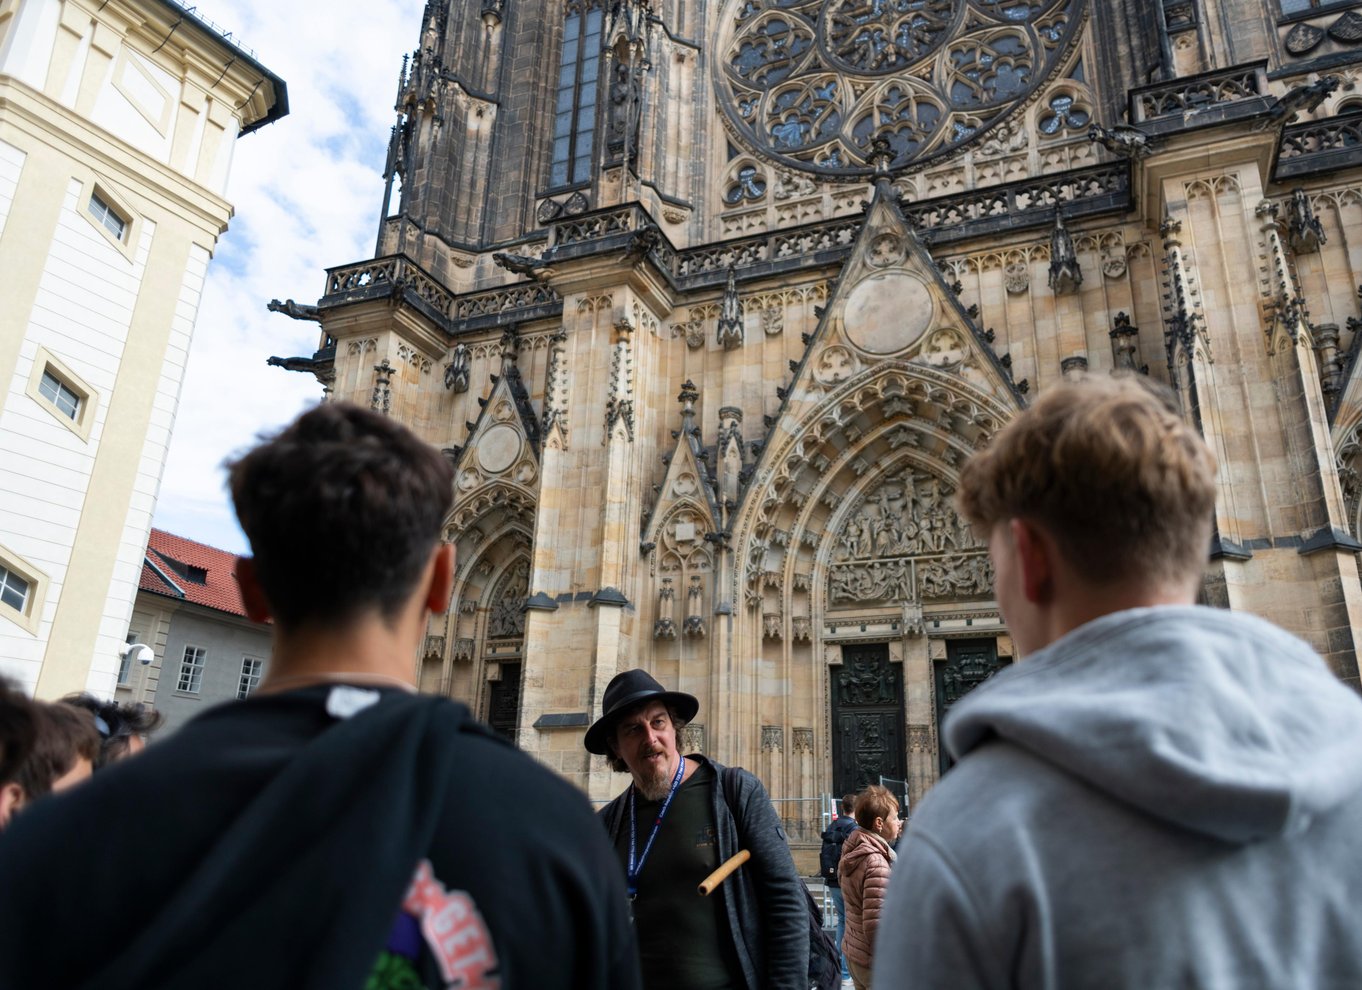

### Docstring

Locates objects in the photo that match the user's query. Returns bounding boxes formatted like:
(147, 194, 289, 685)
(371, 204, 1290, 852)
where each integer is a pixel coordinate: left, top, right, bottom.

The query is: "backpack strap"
(719, 765, 742, 839)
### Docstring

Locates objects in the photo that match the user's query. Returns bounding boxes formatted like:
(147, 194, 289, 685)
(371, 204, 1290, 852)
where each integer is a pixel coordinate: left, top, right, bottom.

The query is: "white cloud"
(153, 0, 424, 554)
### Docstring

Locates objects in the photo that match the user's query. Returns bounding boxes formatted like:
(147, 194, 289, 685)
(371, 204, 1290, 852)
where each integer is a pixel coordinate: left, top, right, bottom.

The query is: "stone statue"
(444, 343, 470, 393)
(1049, 212, 1082, 294)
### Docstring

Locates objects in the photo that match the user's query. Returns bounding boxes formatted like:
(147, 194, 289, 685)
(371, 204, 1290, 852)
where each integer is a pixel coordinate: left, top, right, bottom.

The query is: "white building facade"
(0, 0, 284, 698)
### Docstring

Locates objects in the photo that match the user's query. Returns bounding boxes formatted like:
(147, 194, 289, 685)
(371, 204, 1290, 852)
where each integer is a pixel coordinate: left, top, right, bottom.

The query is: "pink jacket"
(838, 826, 897, 970)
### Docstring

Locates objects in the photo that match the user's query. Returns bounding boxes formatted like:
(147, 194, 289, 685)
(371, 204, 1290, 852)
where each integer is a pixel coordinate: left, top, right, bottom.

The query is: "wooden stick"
(698, 849, 751, 896)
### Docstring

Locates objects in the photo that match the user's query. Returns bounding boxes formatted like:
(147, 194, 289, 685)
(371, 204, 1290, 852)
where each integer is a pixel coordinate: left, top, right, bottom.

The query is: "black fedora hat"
(584, 669, 699, 755)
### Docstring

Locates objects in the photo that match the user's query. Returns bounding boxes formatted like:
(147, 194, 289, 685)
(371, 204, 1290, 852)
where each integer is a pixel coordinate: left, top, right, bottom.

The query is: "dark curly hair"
(227, 402, 454, 629)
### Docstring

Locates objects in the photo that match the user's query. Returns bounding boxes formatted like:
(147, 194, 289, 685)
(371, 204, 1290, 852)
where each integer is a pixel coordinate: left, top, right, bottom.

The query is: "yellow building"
(0, 0, 284, 698)
(276, 1, 1362, 818)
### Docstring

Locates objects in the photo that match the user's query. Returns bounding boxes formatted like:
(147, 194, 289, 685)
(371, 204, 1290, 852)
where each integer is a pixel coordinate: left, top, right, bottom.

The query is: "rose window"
(717, 0, 1085, 177)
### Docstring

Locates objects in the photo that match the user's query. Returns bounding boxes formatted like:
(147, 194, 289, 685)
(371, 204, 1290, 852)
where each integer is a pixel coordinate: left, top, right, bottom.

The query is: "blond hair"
(957, 375, 1217, 587)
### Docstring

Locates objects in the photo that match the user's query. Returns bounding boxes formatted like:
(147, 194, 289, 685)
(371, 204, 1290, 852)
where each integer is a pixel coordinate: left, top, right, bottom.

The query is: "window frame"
(0, 544, 47, 636)
(547, 5, 604, 192)
(76, 178, 140, 261)
(87, 191, 126, 241)
(237, 656, 264, 700)
(176, 645, 206, 695)
(1277, 0, 1362, 17)
(26, 347, 99, 442)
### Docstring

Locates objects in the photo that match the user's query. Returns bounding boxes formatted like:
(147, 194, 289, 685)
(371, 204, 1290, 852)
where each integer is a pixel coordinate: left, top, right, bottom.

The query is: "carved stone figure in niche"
(762, 305, 784, 336)
(1049, 213, 1082, 294)
(607, 59, 644, 165)
(1110, 313, 1143, 373)
(654, 579, 677, 640)
(684, 576, 706, 637)
(718, 408, 745, 504)
(445, 343, 470, 393)
(1288, 188, 1326, 255)
(717, 267, 745, 351)
(1004, 262, 1030, 295)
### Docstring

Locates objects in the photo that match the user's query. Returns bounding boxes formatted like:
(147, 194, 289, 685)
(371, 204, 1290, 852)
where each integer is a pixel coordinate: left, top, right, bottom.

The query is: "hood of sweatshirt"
(945, 606, 1362, 844)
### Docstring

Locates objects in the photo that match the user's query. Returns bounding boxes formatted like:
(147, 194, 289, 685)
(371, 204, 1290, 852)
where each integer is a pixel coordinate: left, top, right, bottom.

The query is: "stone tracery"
(717, 0, 1085, 176)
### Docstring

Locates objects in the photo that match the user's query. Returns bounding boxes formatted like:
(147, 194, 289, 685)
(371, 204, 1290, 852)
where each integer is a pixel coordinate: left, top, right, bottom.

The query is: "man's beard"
(634, 751, 674, 801)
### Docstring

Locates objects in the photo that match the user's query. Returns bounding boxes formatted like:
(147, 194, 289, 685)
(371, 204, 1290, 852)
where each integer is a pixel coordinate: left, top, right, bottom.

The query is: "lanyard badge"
(627, 756, 687, 902)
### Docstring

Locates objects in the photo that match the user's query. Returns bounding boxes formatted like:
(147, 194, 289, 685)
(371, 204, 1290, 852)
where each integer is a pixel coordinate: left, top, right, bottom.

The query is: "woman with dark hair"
(838, 785, 902, 990)
(60, 694, 162, 768)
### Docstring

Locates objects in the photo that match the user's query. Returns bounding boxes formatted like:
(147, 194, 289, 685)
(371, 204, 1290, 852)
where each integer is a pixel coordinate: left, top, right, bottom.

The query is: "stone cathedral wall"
(281, 0, 1362, 811)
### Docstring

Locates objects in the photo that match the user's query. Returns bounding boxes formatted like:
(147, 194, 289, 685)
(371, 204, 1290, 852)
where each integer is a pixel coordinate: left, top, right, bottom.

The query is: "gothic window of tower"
(552, 2, 605, 188)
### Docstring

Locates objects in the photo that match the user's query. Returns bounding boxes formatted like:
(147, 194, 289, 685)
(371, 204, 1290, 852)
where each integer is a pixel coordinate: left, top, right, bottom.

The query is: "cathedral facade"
(274, 0, 1362, 811)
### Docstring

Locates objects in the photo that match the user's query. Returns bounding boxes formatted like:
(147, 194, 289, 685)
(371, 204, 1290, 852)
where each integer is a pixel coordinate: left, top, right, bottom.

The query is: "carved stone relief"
(813, 344, 859, 386)
(681, 723, 706, 754)
(486, 560, 529, 639)
(761, 725, 784, 753)
(828, 469, 991, 606)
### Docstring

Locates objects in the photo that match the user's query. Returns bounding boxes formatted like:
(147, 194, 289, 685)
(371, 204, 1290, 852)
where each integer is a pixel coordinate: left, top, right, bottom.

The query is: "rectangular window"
(87, 191, 126, 241)
(38, 370, 80, 421)
(237, 656, 263, 700)
(177, 645, 205, 694)
(0, 565, 29, 614)
(550, 7, 604, 188)
(117, 652, 131, 685)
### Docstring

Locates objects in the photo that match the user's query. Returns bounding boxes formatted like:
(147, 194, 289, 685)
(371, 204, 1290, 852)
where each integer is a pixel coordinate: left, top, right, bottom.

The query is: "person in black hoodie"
(819, 794, 857, 986)
(0, 402, 641, 990)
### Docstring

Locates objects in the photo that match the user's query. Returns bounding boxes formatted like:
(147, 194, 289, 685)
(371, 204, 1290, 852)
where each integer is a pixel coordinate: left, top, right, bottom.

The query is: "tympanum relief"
(829, 469, 991, 606)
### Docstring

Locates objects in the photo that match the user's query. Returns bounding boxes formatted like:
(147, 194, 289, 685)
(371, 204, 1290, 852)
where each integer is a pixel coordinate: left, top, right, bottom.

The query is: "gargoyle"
(492, 252, 554, 282)
(1256, 75, 1340, 130)
(622, 225, 661, 267)
(1087, 123, 1154, 159)
(266, 298, 321, 322)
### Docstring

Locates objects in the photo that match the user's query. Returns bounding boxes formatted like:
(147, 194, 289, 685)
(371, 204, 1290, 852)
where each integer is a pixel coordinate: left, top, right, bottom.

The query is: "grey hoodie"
(873, 606, 1362, 990)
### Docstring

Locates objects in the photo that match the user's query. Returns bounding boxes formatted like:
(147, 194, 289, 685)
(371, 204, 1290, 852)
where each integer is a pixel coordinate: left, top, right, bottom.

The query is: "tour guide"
(587, 669, 809, 989)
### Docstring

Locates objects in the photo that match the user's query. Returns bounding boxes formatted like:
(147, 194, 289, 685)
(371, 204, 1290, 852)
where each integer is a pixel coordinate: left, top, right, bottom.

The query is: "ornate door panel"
(831, 644, 905, 799)
(487, 662, 522, 743)
(933, 638, 1007, 775)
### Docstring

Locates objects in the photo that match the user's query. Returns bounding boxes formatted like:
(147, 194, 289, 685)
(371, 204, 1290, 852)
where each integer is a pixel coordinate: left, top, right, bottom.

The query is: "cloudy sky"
(151, 0, 424, 554)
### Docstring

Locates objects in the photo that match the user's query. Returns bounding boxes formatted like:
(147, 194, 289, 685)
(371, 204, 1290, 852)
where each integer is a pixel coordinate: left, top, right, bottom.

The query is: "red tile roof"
(140, 529, 257, 621)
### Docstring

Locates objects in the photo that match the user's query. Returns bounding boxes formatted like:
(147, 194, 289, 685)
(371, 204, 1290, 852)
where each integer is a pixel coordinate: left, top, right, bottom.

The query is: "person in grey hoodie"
(874, 375, 1362, 990)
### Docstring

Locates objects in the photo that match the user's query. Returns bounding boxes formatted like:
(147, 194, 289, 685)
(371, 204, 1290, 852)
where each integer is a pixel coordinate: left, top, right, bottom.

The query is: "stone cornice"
(0, 77, 234, 242)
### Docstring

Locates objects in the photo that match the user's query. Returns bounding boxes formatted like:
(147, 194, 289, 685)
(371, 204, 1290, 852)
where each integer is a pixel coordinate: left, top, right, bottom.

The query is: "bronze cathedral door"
(831, 644, 906, 800)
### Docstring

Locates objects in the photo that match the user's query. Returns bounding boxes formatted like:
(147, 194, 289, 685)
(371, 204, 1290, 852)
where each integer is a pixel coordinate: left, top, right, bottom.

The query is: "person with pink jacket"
(838, 786, 902, 990)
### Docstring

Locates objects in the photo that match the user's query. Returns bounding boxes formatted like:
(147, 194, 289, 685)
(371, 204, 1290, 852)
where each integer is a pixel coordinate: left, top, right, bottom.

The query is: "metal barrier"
(770, 796, 834, 844)
(878, 776, 912, 817)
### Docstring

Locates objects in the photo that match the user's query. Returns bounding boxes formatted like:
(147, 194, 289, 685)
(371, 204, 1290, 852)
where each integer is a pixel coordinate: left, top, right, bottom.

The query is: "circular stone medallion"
(843, 272, 934, 355)
(477, 423, 522, 475)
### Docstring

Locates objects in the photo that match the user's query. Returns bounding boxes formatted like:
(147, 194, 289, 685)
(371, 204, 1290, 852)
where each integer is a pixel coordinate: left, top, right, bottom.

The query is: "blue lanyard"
(627, 756, 687, 899)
